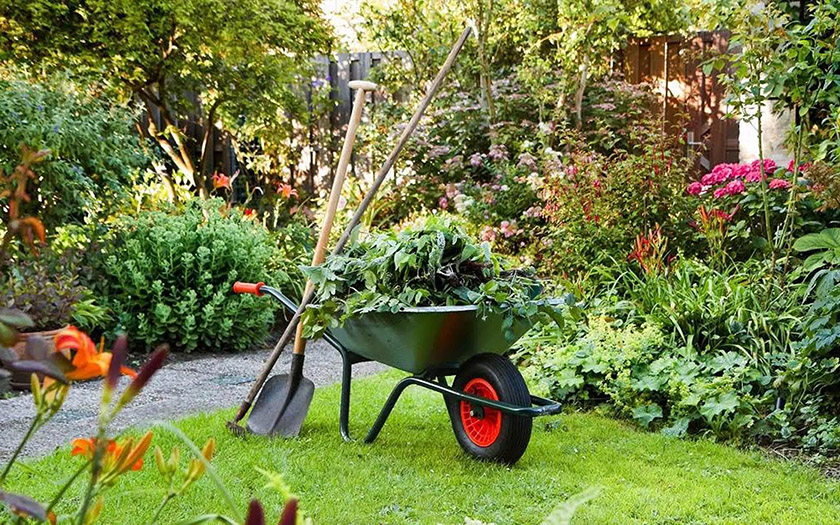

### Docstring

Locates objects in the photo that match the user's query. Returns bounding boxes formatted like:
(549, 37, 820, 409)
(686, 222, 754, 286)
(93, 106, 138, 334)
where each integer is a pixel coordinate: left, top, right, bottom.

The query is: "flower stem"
(0, 413, 42, 484)
(149, 492, 177, 524)
(45, 459, 91, 514)
(77, 420, 108, 522)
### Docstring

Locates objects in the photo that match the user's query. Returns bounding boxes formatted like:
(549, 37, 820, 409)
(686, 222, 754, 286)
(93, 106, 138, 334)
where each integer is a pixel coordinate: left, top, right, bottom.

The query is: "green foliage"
(94, 200, 295, 352)
(794, 227, 840, 297)
(603, 259, 802, 359)
(770, 0, 840, 165)
(0, 75, 149, 230)
(0, 0, 332, 195)
(517, 258, 817, 445)
(300, 217, 555, 339)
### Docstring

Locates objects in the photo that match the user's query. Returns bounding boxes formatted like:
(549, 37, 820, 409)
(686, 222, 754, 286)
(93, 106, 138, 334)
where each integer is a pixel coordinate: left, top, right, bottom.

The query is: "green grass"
(6, 371, 840, 524)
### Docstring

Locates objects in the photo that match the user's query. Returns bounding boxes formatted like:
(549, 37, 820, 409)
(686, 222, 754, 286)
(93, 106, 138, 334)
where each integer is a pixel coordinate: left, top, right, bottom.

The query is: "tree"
(0, 0, 332, 200)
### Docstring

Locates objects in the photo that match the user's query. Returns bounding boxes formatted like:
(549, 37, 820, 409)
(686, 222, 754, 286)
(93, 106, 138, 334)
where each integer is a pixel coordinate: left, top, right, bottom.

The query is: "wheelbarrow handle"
(233, 281, 265, 296)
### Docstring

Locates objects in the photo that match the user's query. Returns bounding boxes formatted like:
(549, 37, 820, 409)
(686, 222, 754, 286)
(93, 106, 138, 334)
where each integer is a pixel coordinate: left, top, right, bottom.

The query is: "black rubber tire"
(448, 353, 533, 464)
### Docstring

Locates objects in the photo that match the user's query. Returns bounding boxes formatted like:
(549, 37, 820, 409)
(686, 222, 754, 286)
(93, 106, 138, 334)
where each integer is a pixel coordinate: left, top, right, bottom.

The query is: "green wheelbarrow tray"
(255, 285, 562, 462)
(329, 305, 531, 374)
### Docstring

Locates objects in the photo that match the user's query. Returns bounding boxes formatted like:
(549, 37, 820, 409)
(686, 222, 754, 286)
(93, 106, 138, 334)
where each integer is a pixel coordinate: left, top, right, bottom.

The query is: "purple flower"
(488, 144, 508, 161)
(470, 153, 484, 167)
(517, 152, 538, 171)
(427, 145, 451, 159)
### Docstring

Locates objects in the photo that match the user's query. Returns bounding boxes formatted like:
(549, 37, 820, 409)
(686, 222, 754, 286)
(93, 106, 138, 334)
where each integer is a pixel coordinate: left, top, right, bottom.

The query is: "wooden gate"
(624, 32, 740, 173)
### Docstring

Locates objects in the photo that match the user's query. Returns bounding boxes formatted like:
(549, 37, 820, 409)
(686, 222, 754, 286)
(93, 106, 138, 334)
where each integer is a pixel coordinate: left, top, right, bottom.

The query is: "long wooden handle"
(292, 84, 371, 356)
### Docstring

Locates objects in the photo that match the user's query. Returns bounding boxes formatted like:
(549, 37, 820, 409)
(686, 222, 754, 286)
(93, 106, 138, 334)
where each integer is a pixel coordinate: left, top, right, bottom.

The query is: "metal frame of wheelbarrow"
(258, 285, 563, 443)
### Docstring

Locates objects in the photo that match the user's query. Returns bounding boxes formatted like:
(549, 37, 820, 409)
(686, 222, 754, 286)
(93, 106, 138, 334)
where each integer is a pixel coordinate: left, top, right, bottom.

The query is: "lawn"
(6, 371, 840, 524)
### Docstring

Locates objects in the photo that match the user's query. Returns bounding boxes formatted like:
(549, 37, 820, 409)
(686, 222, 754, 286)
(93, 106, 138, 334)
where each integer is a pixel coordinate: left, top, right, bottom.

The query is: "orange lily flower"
(276, 183, 298, 199)
(53, 327, 136, 382)
(212, 173, 231, 189)
(71, 432, 152, 475)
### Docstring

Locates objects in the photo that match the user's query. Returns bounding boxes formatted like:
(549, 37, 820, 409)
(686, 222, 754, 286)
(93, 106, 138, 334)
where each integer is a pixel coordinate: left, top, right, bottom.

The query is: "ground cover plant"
(5, 371, 840, 524)
(300, 217, 559, 339)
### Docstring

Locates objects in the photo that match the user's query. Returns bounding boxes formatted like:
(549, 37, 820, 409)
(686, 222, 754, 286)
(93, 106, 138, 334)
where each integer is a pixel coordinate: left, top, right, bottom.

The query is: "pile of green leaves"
(301, 217, 555, 339)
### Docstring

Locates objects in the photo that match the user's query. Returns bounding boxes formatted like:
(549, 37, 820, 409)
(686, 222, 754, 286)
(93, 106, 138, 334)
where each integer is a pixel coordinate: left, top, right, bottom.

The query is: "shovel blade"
(247, 373, 315, 437)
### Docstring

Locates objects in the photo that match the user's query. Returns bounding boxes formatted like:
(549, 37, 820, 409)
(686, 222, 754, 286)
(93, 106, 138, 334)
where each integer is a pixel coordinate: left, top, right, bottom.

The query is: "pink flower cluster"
(481, 220, 523, 242)
(686, 159, 805, 199)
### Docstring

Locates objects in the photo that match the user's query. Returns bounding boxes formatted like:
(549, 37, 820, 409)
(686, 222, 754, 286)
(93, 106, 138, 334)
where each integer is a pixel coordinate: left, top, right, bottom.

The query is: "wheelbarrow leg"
(339, 350, 353, 442)
(364, 376, 416, 443)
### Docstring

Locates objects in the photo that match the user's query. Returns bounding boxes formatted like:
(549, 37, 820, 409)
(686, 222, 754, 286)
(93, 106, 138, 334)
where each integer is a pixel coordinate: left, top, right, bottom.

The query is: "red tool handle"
(233, 281, 264, 296)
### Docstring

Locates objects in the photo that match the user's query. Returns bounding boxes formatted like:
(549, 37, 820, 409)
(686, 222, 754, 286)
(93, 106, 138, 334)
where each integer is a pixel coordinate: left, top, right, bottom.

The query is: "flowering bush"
(540, 134, 695, 275)
(684, 159, 830, 260)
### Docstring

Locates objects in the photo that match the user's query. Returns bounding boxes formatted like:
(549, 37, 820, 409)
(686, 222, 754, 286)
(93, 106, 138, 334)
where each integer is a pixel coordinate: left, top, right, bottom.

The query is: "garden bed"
(5, 371, 840, 523)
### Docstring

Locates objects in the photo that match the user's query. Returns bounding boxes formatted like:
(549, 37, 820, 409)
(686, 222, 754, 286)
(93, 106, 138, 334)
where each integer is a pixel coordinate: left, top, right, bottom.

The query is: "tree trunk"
(574, 56, 590, 131)
(475, 0, 496, 124)
(138, 90, 203, 198)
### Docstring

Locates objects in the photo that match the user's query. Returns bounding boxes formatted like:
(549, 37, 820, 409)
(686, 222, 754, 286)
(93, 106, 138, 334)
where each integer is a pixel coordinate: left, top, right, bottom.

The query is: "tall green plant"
(768, 0, 840, 263)
(705, 1, 789, 261)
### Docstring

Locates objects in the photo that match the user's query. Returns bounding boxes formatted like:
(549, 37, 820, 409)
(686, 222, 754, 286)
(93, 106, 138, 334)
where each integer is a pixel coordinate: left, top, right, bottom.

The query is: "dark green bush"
(95, 200, 295, 353)
(0, 75, 150, 230)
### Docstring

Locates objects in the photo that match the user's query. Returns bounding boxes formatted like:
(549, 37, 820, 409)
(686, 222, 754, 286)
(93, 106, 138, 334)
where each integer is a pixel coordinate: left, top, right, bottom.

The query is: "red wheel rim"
(459, 378, 502, 447)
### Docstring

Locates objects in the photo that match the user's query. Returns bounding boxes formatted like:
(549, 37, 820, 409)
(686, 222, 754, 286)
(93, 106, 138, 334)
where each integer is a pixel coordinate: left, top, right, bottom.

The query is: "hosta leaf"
(661, 417, 691, 437)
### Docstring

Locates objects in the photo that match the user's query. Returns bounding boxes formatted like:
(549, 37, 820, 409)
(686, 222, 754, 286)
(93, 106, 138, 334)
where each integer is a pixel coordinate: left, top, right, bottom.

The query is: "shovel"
(246, 80, 378, 437)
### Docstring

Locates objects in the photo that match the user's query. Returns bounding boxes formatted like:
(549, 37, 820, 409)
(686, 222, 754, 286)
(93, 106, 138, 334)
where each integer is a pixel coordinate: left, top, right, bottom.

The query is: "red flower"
(769, 178, 791, 190)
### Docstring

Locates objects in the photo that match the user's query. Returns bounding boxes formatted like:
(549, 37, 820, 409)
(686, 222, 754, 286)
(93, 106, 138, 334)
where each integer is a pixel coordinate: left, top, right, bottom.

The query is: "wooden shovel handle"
(292, 82, 377, 355)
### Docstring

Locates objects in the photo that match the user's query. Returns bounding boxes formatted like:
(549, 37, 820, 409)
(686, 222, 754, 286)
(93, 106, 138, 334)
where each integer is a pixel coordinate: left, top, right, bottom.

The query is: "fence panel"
(624, 32, 740, 174)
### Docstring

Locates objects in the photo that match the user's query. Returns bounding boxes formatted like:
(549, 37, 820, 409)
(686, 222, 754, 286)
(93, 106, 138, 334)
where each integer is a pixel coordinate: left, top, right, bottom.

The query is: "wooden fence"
(624, 31, 740, 173)
(145, 52, 396, 190)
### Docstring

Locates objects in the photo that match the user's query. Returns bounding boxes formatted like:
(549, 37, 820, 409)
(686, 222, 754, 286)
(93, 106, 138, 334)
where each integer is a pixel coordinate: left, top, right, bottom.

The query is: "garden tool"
(245, 79, 378, 437)
(228, 26, 472, 436)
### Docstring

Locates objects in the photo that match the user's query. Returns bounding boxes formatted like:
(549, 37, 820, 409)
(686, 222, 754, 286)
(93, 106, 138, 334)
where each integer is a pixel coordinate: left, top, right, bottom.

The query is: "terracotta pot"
(8, 328, 64, 391)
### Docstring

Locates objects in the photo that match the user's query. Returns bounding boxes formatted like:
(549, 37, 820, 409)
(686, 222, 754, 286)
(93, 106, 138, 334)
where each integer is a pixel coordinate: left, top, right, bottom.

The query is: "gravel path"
(0, 339, 385, 461)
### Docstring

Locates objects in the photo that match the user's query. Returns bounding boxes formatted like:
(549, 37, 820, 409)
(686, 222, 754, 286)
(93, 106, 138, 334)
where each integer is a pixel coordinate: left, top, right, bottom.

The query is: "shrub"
(517, 316, 778, 441)
(540, 134, 695, 275)
(517, 257, 814, 445)
(0, 75, 150, 230)
(0, 249, 106, 331)
(95, 200, 294, 352)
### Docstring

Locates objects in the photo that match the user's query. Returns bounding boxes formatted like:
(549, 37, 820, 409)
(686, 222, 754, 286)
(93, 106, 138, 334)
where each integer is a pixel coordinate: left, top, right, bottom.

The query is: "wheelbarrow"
(235, 282, 563, 464)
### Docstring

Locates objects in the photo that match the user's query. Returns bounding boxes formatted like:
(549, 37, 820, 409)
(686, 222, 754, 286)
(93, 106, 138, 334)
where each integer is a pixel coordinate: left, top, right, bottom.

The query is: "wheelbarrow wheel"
(449, 353, 532, 464)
